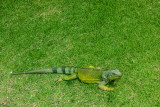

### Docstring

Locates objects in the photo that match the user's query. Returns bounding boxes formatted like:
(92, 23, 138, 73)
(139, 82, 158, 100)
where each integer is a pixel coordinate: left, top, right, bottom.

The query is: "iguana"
(11, 66, 122, 91)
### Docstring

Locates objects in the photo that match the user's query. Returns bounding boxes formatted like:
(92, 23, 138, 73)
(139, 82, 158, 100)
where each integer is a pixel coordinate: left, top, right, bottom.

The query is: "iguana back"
(77, 68, 103, 83)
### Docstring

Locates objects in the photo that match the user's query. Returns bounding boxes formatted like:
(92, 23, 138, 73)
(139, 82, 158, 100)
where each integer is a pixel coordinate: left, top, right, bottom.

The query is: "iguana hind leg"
(56, 73, 77, 82)
(98, 81, 114, 91)
(61, 73, 77, 80)
(54, 73, 77, 87)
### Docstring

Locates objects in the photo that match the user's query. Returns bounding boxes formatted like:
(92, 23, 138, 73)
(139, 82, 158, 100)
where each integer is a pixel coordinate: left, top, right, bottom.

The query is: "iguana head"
(102, 70, 122, 81)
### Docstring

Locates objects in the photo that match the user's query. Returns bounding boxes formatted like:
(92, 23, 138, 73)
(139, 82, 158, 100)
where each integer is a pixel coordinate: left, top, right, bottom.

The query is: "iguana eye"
(113, 72, 116, 75)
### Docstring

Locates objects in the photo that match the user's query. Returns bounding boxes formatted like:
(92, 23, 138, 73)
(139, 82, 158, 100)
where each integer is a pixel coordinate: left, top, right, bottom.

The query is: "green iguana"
(11, 66, 122, 91)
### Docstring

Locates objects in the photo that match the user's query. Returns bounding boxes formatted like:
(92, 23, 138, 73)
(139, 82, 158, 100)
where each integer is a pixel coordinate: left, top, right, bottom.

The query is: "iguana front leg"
(98, 81, 114, 91)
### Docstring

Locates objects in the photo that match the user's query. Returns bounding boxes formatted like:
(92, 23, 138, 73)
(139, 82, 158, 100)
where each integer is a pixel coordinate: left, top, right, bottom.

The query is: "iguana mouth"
(110, 73, 122, 80)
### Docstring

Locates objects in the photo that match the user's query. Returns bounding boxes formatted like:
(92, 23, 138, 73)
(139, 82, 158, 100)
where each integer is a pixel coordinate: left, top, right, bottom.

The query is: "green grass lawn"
(0, 0, 160, 106)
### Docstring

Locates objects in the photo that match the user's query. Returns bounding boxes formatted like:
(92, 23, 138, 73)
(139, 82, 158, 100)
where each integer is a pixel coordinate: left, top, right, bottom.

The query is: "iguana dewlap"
(11, 66, 122, 91)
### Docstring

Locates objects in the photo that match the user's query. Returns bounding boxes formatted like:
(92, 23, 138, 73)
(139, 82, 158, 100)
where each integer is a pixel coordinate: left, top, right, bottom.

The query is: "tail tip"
(10, 72, 16, 75)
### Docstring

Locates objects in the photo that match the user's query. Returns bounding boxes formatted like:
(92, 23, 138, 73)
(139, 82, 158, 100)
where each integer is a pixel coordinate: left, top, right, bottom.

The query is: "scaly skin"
(11, 66, 122, 91)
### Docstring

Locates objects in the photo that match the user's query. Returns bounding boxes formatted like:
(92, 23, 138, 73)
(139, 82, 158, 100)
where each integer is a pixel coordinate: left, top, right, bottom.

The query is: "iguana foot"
(53, 78, 63, 87)
(98, 85, 114, 91)
(56, 78, 63, 82)
(98, 81, 114, 91)
(104, 87, 114, 91)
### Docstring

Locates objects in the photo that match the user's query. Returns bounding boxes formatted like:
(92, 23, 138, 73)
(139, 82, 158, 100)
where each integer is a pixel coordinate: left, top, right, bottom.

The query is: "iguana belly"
(77, 68, 103, 83)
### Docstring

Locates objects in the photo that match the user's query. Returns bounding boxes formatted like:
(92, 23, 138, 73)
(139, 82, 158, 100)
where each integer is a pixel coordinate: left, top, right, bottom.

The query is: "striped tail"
(52, 67, 78, 74)
(11, 67, 78, 75)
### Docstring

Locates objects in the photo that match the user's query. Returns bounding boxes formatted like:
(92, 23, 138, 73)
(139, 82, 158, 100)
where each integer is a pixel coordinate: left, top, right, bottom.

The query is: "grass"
(0, 0, 160, 106)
